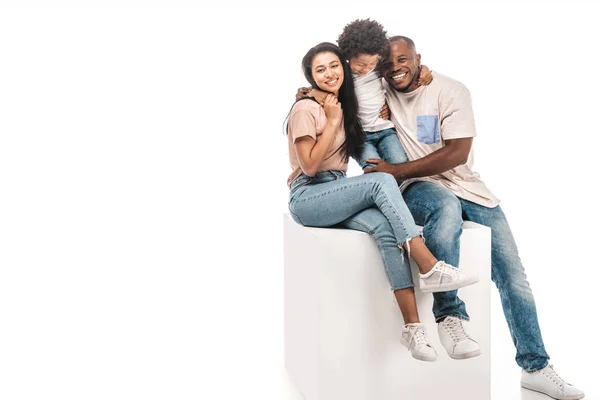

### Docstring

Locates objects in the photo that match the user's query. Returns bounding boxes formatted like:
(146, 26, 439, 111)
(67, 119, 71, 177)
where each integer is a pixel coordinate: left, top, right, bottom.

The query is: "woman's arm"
(294, 95, 343, 176)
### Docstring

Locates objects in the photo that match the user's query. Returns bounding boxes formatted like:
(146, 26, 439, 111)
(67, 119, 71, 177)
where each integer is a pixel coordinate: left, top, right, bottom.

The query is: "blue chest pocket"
(416, 115, 440, 144)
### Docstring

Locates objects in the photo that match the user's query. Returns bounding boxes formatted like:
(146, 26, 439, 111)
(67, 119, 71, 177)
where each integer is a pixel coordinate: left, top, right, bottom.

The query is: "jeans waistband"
(289, 170, 346, 196)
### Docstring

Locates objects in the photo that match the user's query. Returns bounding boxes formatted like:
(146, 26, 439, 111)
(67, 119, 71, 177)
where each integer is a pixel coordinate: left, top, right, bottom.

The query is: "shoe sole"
(399, 338, 437, 362)
(447, 348, 481, 360)
(521, 382, 585, 400)
(420, 276, 480, 293)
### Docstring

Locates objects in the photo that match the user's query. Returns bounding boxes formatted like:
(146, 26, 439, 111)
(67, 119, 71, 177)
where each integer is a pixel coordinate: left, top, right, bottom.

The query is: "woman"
(286, 42, 478, 362)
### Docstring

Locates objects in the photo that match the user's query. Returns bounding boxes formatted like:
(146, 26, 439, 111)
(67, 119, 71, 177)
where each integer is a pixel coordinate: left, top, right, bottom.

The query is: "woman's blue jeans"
(288, 171, 419, 290)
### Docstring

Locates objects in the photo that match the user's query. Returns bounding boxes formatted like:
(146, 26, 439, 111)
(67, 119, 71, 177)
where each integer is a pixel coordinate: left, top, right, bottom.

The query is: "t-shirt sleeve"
(439, 85, 477, 140)
(288, 102, 318, 143)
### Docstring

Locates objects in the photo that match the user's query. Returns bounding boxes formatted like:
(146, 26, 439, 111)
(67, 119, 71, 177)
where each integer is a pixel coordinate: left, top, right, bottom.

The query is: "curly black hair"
(337, 18, 389, 61)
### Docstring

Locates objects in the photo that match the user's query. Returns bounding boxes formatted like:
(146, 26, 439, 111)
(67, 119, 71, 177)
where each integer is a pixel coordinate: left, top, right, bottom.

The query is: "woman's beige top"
(287, 99, 347, 186)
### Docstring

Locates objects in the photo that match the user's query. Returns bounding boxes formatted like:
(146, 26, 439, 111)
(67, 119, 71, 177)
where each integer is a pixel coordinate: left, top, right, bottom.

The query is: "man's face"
(348, 53, 379, 77)
(382, 40, 421, 92)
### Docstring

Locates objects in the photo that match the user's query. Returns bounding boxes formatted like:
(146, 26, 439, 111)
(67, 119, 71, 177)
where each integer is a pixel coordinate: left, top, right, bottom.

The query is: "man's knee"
(430, 196, 462, 227)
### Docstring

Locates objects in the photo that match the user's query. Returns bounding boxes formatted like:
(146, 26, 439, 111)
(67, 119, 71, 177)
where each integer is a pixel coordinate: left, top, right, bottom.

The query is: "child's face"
(348, 54, 380, 77)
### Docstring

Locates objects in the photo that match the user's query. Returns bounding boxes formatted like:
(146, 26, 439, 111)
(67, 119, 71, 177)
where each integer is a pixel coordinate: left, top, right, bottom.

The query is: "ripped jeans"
(288, 170, 420, 290)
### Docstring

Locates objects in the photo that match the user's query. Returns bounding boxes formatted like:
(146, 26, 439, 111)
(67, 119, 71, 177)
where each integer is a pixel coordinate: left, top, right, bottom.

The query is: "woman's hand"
(418, 64, 433, 86)
(323, 94, 343, 126)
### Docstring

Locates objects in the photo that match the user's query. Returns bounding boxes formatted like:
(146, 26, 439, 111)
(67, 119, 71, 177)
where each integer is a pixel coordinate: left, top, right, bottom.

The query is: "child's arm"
(418, 64, 433, 86)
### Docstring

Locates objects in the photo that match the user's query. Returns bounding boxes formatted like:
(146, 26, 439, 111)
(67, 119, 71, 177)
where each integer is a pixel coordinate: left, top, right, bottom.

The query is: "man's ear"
(416, 53, 422, 67)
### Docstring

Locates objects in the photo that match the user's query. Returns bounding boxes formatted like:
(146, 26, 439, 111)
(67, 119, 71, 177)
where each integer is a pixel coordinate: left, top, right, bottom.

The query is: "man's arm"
(369, 81, 476, 181)
(365, 137, 472, 180)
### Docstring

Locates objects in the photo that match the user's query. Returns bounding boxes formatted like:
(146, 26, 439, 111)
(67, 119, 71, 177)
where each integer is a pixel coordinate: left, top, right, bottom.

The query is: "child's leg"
(377, 127, 409, 164)
(357, 132, 383, 170)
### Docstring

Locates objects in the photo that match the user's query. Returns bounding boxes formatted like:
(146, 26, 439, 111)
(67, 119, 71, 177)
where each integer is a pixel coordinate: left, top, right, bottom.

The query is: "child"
(337, 18, 432, 170)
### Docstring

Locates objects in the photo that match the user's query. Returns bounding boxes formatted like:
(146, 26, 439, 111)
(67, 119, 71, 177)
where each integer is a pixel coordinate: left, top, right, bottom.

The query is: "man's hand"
(296, 86, 313, 102)
(379, 102, 390, 120)
(363, 159, 400, 176)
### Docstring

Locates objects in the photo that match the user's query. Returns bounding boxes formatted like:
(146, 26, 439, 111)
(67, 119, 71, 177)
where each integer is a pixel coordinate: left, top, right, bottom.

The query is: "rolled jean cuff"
(390, 282, 415, 291)
(435, 314, 470, 323)
(521, 359, 550, 373)
(397, 233, 422, 258)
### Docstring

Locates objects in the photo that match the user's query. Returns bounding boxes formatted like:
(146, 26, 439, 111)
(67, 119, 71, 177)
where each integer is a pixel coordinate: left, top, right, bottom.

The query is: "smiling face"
(348, 53, 380, 77)
(382, 39, 421, 92)
(311, 51, 344, 96)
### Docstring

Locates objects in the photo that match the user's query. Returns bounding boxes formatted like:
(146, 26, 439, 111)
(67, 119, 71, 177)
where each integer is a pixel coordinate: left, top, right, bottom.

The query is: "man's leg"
(460, 199, 550, 371)
(402, 181, 469, 321)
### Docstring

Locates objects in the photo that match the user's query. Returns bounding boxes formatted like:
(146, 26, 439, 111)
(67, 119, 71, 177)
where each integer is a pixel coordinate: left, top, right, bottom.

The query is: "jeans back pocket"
(416, 115, 440, 144)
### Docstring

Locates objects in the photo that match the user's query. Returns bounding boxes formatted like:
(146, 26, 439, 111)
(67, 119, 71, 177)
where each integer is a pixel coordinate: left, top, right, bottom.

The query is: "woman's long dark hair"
(286, 42, 363, 162)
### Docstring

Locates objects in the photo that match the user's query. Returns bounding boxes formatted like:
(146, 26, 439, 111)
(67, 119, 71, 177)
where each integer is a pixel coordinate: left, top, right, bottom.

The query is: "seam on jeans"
(377, 183, 413, 239)
(495, 266, 518, 351)
(288, 206, 304, 226)
(293, 181, 377, 203)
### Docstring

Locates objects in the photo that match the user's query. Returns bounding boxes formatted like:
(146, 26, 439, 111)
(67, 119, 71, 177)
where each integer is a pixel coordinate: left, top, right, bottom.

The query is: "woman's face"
(311, 51, 344, 96)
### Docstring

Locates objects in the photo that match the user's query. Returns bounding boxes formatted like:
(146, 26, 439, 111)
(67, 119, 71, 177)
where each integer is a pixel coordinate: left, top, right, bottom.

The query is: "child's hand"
(418, 64, 433, 86)
(296, 86, 313, 102)
(379, 102, 390, 120)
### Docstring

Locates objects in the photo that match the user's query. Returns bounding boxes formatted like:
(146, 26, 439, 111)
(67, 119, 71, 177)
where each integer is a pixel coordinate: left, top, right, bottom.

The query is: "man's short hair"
(389, 36, 417, 52)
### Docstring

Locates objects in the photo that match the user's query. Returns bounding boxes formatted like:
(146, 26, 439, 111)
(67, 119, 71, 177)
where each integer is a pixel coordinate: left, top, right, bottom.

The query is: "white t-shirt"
(384, 71, 500, 208)
(353, 69, 394, 133)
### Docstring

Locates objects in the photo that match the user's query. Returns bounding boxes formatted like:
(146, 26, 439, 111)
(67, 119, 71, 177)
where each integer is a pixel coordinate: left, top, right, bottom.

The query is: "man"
(364, 35, 584, 400)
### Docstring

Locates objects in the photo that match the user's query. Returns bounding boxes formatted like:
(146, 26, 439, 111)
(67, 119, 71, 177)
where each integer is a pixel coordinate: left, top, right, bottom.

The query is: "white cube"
(284, 213, 491, 400)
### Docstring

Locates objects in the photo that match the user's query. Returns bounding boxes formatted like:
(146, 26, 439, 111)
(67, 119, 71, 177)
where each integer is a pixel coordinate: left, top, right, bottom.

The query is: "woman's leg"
(337, 207, 419, 321)
(290, 172, 476, 286)
(290, 172, 421, 249)
(338, 207, 437, 361)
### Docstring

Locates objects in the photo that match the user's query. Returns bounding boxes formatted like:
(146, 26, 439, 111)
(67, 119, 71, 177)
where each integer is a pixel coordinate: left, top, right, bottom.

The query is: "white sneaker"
(437, 316, 481, 359)
(419, 261, 479, 293)
(400, 323, 437, 362)
(521, 365, 584, 400)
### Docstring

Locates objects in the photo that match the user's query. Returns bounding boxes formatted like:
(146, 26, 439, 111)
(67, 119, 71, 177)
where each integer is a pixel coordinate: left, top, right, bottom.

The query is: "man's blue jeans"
(289, 171, 419, 290)
(403, 180, 550, 371)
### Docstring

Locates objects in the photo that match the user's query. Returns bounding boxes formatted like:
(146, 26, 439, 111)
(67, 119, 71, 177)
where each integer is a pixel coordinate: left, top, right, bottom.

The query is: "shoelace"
(435, 261, 459, 278)
(541, 365, 569, 389)
(442, 317, 473, 343)
(406, 325, 431, 350)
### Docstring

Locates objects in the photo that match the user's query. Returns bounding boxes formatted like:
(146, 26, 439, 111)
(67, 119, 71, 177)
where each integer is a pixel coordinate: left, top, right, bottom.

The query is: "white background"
(1, 2, 598, 399)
